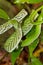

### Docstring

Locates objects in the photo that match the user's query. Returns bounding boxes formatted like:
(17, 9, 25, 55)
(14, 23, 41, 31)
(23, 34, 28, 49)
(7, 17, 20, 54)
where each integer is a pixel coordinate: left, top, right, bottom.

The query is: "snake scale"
(0, 6, 43, 52)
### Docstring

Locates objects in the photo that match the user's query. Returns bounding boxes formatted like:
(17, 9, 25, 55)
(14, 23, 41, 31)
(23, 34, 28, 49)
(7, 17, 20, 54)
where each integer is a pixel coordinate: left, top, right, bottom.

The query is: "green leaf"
(40, 27, 43, 42)
(31, 56, 43, 65)
(11, 48, 22, 65)
(29, 0, 43, 4)
(29, 39, 39, 57)
(0, 9, 10, 19)
(21, 25, 41, 47)
(14, 0, 43, 3)
(32, 9, 43, 25)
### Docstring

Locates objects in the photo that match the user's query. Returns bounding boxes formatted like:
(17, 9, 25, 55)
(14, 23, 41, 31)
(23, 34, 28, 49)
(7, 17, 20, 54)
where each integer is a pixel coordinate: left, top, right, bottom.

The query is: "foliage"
(0, 9, 10, 20)
(0, 2, 43, 65)
(31, 56, 43, 65)
(14, 0, 43, 3)
(11, 47, 22, 65)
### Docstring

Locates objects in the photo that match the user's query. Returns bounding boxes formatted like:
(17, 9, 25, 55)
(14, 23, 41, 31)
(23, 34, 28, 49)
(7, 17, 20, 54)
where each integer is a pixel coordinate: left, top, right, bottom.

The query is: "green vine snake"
(0, 6, 43, 52)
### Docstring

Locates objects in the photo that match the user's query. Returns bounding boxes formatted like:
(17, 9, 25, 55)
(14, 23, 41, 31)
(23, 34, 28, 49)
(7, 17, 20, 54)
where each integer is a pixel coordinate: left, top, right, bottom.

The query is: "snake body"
(21, 24, 41, 46)
(4, 25, 22, 52)
(4, 9, 36, 52)
(0, 6, 43, 52)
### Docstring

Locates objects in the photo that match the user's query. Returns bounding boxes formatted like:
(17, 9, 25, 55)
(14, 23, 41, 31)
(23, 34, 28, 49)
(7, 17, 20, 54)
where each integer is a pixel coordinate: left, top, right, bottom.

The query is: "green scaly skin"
(4, 20, 22, 52)
(0, 6, 43, 52)
(4, 10, 39, 52)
